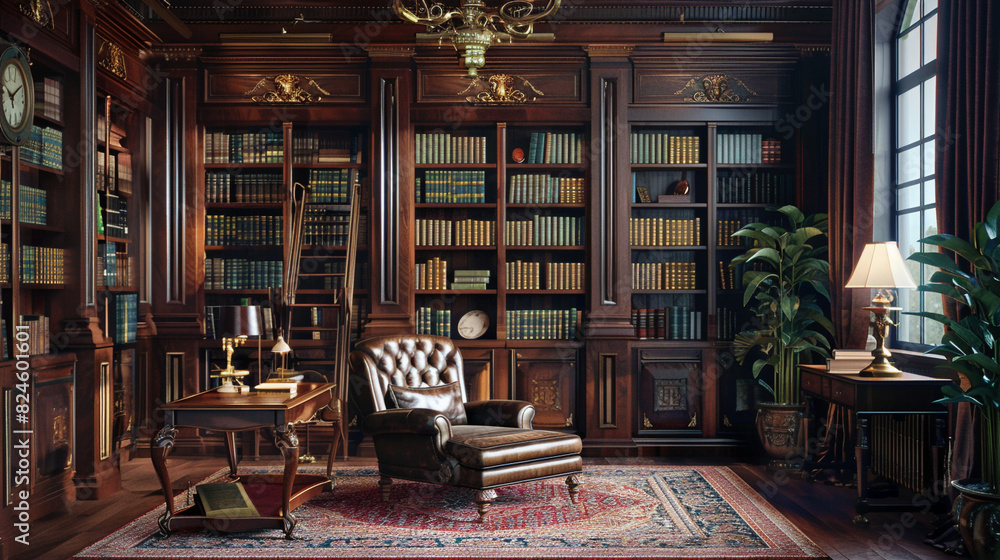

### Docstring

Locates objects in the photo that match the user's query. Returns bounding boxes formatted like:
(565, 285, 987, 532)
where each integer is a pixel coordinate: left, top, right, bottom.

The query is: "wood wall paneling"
(204, 71, 366, 104)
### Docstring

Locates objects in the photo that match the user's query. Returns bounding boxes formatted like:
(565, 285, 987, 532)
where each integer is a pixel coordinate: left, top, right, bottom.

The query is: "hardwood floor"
(10, 454, 960, 560)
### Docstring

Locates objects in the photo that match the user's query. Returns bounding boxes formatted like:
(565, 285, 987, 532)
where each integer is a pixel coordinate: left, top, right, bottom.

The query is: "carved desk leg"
(225, 431, 239, 480)
(151, 425, 178, 536)
(854, 415, 871, 526)
(274, 423, 300, 539)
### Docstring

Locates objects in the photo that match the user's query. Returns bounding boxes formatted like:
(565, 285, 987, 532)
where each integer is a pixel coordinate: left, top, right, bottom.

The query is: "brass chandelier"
(392, 0, 561, 77)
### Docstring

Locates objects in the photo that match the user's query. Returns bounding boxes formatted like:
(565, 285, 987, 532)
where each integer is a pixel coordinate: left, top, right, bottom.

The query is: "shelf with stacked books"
(629, 124, 709, 344)
(413, 125, 500, 341)
(503, 125, 587, 346)
(0, 67, 69, 359)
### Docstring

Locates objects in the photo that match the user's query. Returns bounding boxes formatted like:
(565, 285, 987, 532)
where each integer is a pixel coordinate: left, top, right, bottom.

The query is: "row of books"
(297, 261, 369, 292)
(717, 220, 749, 247)
(505, 216, 584, 246)
(524, 132, 585, 165)
(109, 293, 138, 344)
(19, 245, 65, 285)
(99, 242, 133, 288)
(205, 305, 278, 340)
(303, 213, 352, 247)
(0, 179, 47, 225)
(415, 257, 448, 290)
(291, 131, 364, 164)
(18, 315, 50, 355)
(35, 77, 63, 122)
(415, 219, 496, 246)
(415, 132, 488, 164)
(507, 175, 585, 204)
(506, 309, 580, 340)
(204, 258, 283, 290)
(718, 261, 765, 291)
(204, 130, 284, 164)
(505, 261, 585, 290)
(632, 307, 702, 340)
(629, 132, 701, 164)
(416, 307, 452, 336)
(205, 172, 283, 204)
(715, 307, 739, 341)
(307, 168, 355, 204)
(415, 171, 488, 203)
(717, 133, 782, 164)
(631, 262, 697, 290)
(97, 151, 133, 195)
(629, 217, 701, 246)
(20, 125, 63, 170)
(451, 269, 491, 290)
(205, 214, 283, 246)
(716, 171, 792, 204)
(102, 192, 129, 238)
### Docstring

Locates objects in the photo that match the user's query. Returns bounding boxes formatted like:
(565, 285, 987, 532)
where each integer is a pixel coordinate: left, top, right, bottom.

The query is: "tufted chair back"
(349, 335, 466, 419)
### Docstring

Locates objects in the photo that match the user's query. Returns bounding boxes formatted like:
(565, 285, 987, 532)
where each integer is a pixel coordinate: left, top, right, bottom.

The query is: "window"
(893, 0, 940, 346)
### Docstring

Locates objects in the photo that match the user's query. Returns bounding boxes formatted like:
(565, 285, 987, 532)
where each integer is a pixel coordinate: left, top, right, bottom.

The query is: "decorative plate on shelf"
(457, 310, 489, 339)
(511, 148, 525, 163)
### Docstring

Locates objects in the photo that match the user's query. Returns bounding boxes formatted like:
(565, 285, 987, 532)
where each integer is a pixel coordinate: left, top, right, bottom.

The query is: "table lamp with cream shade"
(844, 241, 917, 377)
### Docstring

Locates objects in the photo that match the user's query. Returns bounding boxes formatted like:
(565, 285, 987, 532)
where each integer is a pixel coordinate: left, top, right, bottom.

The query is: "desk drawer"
(801, 371, 822, 395)
(829, 377, 856, 408)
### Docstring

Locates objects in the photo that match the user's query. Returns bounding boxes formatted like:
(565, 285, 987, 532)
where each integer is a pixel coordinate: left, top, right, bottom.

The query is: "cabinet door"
(511, 348, 577, 430)
(636, 348, 702, 433)
(460, 346, 494, 402)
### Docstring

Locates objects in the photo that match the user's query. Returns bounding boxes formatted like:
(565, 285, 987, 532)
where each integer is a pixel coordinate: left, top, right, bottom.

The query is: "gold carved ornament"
(529, 378, 562, 411)
(20, 0, 54, 30)
(643, 413, 653, 429)
(458, 73, 544, 105)
(97, 40, 127, 80)
(244, 74, 332, 104)
(687, 413, 697, 428)
(675, 74, 756, 103)
(564, 413, 573, 427)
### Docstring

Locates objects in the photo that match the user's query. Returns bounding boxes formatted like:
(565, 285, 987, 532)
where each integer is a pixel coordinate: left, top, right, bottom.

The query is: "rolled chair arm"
(464, 400, 535, 428)
(363, 408, 453, 438)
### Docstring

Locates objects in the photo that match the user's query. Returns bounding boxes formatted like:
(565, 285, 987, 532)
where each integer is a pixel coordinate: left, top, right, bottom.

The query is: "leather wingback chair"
(349, 334, 582, 519)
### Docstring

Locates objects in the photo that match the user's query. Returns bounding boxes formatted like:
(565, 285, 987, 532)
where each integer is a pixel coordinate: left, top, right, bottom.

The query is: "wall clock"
(457, 310, 489, 339)
(0, 44, 34, 146)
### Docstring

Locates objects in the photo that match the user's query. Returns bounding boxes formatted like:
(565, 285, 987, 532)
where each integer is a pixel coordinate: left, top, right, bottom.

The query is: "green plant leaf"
(748, 247, 780, 267)
(776, 204, 805, 226)
(781, 295, 800, 321)
(909, 251, 970, 277)
(919, 234, 989, 268)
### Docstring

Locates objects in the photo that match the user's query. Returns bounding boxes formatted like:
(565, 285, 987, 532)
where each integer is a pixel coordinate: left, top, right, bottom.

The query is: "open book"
(196, 482, 260, 518)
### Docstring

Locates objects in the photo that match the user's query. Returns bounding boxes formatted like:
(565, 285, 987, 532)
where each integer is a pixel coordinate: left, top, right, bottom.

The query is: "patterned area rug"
(76, 465, 827, 559)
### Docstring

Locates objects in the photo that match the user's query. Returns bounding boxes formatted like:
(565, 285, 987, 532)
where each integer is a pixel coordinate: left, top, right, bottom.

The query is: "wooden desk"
(799, 365, 952, 524)
(151, 382, 335, 538)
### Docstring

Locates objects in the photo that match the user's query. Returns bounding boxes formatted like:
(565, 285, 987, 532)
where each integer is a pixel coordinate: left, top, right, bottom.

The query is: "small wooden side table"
(799, 365, 954, 524)
(151, 382, 335, 538)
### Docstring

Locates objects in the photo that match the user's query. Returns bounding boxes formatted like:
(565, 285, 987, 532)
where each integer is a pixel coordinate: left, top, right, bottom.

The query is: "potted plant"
(907, 200, 1000, 560)
(731, 205, 834, 466)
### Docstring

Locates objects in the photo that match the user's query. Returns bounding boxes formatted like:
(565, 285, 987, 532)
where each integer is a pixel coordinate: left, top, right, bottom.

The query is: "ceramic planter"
(952, 478, 1000, 560)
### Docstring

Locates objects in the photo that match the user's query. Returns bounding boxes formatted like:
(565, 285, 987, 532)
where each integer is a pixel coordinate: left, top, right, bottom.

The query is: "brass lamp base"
(859, 302, 903, 377)
(859, 360, 903, 378)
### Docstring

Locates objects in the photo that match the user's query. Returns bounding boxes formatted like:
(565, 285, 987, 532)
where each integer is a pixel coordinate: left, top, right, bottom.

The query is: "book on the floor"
(196, 482, 260, 518)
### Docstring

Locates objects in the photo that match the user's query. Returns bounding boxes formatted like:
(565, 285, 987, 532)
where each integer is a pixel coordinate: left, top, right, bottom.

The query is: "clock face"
(0, 47, 33, 146)
(2, 60, 28, 129)
(457, 310, 489, 339)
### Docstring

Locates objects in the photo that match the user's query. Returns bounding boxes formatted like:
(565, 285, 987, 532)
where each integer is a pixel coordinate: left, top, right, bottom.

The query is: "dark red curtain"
(936, 0, 1000, 483)
(828, 0, 876, 349)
